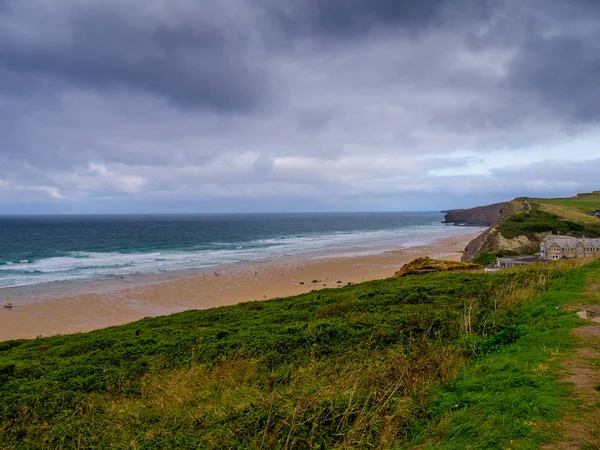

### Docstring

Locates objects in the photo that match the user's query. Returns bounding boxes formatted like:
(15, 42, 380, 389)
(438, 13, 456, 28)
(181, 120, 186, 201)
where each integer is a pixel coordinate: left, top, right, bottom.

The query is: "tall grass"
(405, 260, 600, 449)
(0, 261, 594, 449)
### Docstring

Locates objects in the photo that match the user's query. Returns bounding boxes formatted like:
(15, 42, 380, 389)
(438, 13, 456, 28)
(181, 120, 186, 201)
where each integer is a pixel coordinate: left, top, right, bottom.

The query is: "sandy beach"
(0, 231, 483, 341)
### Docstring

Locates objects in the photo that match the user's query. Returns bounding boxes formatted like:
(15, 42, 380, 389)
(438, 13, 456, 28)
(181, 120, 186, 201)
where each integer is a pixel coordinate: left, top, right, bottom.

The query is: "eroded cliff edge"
(460, 199, 537, 261)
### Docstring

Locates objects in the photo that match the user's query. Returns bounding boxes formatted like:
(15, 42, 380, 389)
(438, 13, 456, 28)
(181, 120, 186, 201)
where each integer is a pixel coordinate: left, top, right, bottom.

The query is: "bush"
(498, 210, 600, 239)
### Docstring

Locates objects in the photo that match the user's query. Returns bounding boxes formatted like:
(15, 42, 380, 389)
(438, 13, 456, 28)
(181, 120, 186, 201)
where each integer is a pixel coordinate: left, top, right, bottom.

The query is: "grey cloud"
(0, 2, 269, 111)
(507, 33, 600, 122)
(434, 158, 600, 201)
(252, 153, 274, 175)
(295, 109, 335, 133)
(472, 0, 600, 124)
(264, 0, 492, 39)
(491, 159, 600, 185)
(1, 0, 600, 213)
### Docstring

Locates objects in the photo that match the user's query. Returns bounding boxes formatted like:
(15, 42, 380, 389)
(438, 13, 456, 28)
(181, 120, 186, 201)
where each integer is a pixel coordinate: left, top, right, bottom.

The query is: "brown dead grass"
(394, 257, 482, 277)
(82, 345, 467, 449)
(538, 203, 600, 226)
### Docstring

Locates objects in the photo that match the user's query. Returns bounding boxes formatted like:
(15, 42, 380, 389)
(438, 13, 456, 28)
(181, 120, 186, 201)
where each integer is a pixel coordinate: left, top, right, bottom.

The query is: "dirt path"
(543, 274, 600, 449)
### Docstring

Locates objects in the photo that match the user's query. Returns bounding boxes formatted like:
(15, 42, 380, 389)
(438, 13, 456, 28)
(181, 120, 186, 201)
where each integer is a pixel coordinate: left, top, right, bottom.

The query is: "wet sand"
(0, 232, 483, 341)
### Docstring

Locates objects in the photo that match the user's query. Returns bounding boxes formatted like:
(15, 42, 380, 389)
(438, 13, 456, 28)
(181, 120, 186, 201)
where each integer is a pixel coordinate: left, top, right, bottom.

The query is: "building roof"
(542, 235, 600, 248)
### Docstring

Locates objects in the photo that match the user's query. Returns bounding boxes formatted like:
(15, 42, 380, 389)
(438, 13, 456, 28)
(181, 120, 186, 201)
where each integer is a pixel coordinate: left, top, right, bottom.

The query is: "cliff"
(461, 198, 535, 261)
(461, 192, 600, 262)
(442, 202, 507, 226)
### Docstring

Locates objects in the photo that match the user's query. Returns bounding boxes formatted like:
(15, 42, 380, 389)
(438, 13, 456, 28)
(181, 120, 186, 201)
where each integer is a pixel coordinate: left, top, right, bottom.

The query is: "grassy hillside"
(497, 194, 600, 241)
(496, 207, 600, 240)
(1, 259, 598, 449)
(538, 191, 600, 213)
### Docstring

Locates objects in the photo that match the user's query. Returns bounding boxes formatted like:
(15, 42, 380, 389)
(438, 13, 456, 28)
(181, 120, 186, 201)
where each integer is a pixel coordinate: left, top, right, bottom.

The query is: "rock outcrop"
(394, 257, 482, 277)
(461, 199, 539, 261)
(442, 202, 507, 226)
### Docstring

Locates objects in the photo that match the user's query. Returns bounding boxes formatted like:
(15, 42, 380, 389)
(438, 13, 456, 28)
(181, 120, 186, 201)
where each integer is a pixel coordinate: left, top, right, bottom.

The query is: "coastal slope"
(461, 191, 600, 262)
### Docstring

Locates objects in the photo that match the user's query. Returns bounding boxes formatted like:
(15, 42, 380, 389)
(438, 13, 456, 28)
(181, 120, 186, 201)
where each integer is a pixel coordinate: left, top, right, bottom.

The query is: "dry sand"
(0, 232, 483, 341)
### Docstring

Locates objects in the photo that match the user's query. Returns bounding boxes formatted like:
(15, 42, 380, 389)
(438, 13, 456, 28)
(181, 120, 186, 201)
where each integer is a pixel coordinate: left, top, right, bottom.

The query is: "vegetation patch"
(405, 261, 598, 448)
(537, 192, 600, 213)
(393, 257, 482, 277)
(474, 251, 518, 266)
(473, 246, 541, 266)
(497, 209, 600, 240)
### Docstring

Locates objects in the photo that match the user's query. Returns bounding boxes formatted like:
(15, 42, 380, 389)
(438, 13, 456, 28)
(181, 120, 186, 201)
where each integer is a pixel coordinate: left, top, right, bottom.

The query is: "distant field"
(536, 192, 600, 213)
(537, 202, 600, 226)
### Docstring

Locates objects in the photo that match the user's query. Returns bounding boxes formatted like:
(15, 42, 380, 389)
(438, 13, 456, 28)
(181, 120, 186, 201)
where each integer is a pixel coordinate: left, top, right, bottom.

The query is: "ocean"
(0, 212, 477, 289)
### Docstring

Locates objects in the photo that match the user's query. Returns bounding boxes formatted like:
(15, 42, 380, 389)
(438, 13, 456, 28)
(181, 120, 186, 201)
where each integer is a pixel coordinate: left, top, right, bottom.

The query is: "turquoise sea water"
(0, 213, 477, 288)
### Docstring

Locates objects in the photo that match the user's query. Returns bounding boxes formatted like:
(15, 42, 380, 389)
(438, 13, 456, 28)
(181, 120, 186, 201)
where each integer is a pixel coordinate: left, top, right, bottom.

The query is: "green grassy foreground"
(1, 260, 598, 449)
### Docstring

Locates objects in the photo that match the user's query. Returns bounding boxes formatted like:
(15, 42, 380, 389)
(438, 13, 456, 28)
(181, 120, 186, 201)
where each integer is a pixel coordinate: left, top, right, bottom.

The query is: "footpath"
(545, 269, 600, 449)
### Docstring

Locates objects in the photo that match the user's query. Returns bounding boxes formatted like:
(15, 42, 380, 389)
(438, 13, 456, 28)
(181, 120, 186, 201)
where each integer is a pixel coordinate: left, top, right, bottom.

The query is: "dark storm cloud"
(0, 2, 268, 111)
(486, 0, 600, 123)
(1, 0, 600, 212)
(1, 0, 598, 120)
(508, 32, 600, 122)
(264, 0, 493, 39)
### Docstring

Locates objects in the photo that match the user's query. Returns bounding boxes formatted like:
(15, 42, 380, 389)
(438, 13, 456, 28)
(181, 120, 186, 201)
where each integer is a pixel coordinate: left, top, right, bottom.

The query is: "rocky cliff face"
(442, 202, 507, 226)
(460, 199, 540, 261)
(462, 230, 539, 261)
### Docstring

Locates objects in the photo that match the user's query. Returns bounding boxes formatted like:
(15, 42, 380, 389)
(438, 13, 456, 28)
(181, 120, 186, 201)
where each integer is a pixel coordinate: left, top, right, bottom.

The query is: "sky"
(0, 0, 599, 214)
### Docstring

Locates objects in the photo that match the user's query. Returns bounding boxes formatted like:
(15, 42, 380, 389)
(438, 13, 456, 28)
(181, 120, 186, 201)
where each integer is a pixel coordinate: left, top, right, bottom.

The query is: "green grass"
(497, 208, 600, 240)
(537, 192, 600, 213)
(473, 249, 537, 267)
(0, 261, 598, 449)
(473, 252, 503, 266)
(494, 191, 600, 241)
(404, 262, 597, 449)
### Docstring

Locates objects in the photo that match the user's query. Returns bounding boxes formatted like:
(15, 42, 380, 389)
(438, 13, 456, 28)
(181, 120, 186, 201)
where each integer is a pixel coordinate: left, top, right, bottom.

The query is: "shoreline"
(0, 230, 484, 341)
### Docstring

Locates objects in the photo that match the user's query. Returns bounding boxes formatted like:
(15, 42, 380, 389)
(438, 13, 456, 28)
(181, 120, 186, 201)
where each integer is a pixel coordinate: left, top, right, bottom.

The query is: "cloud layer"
(1, 0, 599, 213)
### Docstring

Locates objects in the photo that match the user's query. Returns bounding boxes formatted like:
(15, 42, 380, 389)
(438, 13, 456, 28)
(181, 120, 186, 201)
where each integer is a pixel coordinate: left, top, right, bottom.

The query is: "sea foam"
(0, 216, 480, 289)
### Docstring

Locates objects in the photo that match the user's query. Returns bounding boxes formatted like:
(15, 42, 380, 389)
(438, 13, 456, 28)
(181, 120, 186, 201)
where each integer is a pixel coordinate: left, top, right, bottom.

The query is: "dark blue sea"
(0, 212, 476, 288)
